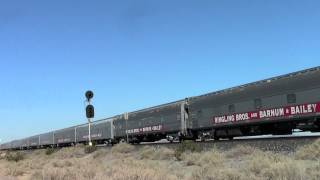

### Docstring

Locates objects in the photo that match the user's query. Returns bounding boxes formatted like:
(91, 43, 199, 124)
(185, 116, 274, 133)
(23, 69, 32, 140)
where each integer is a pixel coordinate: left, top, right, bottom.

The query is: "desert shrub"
(226, 145, 258, 158)
(111, 143, 135, 154)
(139, 146, 154, 159)
(295, 139, 320, 160)
(5, 164, 25, 176)
(45, 148, 56, 155)
(305, 162, 320, 180)
(5, 151, 25, 162)
(190, 166, 247, 180)
(174, 140, 201, 160)
(103, 158, 177, 180)
(262, 160, 307, 180)
(92, 149, 108, 159)
(139, 146, 175, 160)
(245, 151, 296, 178)
(0, 151, 8, 160)
(84, 145, 97, 154)
(53, 146, 85, 159)
(32, 167, 77, 180)
(33, 149, 45, 156)
(182, 150, 224, 166)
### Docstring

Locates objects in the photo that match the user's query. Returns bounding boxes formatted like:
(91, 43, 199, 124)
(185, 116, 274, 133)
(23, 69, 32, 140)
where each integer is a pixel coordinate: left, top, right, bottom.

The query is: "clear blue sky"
(0, 0, 319, 142)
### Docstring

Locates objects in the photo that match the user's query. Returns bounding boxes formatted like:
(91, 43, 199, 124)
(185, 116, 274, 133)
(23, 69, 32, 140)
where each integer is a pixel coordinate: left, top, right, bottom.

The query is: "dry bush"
(53, 146, 85, 159)
(31, 158, 102, 180)
(5, 164, 25, 177)
(92, 149, 109, 159)
(5, 152, 25, 162)
(111, 143, 135, 154)
(33, 149, 46, 156)
(226, 145, 258, 158)
(139, 146, 175, 160)
(32, 167, 78, 180)
(295, 139, 320, 160)
(262, 160, 307, 180)
(305, 162, 320, 180)
(50, 159, 74, 168)
(190, 166, 248, 180)
(175, 141, 201, 160)
(244, 151, 311, 179)
(84, 145, 97, 154)
(181, 150, 224, 167)
(0, 151, 7, 160)
(245, 151, 286, 175)
(30, 155, 178, 180)
(104, 158, 178, 180)
(45, 148, 56, 155)
(17, 158, 44, 170)
(106, 166, 177, 180)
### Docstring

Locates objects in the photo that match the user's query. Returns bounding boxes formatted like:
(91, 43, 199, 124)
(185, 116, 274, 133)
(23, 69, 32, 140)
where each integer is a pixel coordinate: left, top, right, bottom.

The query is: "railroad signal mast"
(85, 91, 94, 146)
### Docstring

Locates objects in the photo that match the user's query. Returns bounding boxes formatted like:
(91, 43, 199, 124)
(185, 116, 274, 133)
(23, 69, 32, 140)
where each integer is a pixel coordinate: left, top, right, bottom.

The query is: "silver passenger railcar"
(40, 132, 55, 147)
(188, 67, 320, 140)
(76, 118, 114, 144)
(113, 100, 189, 143)
(54, 127, 76, 146)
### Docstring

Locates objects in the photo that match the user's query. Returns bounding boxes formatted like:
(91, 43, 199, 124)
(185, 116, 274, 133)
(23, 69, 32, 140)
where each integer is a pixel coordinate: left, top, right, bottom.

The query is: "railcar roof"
(190, 66, 320, 100)
(128, 100, 184, 115)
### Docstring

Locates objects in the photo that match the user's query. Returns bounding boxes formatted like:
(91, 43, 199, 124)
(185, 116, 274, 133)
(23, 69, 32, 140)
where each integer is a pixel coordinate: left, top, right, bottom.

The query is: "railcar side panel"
(76, 120, 112, 142)
(28, 136, 40, 147)
(11, 140, 21, 149)
(54, 127, 75, 144)
(190, 87, 320, 130)
(114, 116, 126, 138)
(21, 139, 28, 148)
(126, 106, 180, 135)
(40, 132, 54, 146)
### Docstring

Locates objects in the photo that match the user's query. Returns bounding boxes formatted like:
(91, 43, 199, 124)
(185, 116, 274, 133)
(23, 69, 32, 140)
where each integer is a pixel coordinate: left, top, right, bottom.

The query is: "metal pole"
(125, 112, 128, 143)
(126, 117, 128, 143)
(88, 120, 92, 146)
(88, 100, 92, 146)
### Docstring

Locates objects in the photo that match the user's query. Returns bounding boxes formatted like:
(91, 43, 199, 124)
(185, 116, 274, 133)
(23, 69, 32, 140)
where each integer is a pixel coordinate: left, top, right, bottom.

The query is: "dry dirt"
(0, 140, 319, 180)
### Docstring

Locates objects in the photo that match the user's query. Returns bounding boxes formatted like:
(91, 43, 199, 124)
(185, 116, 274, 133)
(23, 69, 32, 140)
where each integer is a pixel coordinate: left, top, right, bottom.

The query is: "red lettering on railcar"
(126, 125, 163, 134)
(212, 102, 320, 124)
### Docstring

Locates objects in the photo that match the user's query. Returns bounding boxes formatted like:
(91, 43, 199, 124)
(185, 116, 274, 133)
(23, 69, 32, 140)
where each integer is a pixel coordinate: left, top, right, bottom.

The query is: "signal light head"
(86, 105, 94, 118)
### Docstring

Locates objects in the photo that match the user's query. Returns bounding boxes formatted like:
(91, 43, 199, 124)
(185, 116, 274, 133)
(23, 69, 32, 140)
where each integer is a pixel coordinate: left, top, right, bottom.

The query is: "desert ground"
(0, 140, 319, 180)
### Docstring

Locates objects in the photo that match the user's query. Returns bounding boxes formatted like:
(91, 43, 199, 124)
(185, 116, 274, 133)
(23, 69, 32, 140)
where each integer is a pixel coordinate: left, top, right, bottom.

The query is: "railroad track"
(4, 135, 319, 154)
(129, 135, 320, 153)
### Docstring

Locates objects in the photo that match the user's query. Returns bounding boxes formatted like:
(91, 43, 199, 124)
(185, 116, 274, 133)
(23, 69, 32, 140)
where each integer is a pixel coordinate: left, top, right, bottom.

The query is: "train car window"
(228, 104, 235, 113)
(254, 98, 262, 109)
(287, 94, 296, 104)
